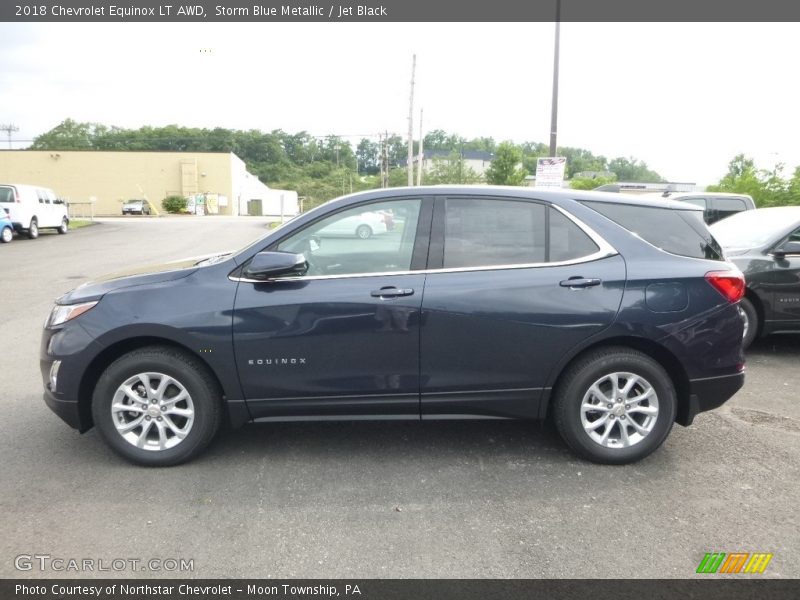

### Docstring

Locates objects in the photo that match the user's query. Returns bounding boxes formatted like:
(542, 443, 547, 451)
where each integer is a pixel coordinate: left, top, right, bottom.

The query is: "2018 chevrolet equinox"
(41, 187, 746, 466)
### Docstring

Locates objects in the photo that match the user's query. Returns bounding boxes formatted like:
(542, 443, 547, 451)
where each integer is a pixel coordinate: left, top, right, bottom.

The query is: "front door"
(769, 226, 800, 327)
(232, 197, 431, 419)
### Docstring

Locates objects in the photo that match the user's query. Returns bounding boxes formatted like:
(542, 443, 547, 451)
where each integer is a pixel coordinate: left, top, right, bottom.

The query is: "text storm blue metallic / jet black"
(40, 187, 746, 466)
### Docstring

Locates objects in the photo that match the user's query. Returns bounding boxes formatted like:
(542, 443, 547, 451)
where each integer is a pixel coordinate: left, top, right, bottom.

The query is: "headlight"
(47, 301, 98, 328)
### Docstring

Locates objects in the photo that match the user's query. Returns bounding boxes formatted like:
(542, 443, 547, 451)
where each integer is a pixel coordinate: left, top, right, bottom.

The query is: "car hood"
(722, 247, 753, 257)
(57, 255, 211, 304)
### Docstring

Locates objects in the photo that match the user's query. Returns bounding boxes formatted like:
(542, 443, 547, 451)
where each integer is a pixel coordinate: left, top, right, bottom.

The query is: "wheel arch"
(77, 336, 227, 430)
(743, 288, 764, 338)
(544, 336, 691, 425)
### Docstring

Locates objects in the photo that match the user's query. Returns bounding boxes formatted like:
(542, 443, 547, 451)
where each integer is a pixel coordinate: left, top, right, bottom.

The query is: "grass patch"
(68, 219, 97, 230)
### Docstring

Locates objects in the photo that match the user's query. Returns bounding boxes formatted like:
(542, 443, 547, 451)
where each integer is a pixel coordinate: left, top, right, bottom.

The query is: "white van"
(0, 183, 69, 239)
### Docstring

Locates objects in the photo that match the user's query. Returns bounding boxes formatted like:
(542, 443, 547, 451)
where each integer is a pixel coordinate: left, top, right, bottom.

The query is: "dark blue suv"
(40, 187, 746, 466)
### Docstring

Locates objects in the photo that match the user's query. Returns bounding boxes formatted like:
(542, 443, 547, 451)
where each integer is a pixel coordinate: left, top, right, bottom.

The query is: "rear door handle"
(370, 287, 415, 298)
(560, 277, 602, 289)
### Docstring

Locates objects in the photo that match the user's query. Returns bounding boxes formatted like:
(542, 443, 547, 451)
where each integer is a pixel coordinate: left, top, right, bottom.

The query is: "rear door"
(420, 196, 626, 419)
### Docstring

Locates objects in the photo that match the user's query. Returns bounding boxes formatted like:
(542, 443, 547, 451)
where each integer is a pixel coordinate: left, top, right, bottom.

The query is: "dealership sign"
(535, 157, 567, 188)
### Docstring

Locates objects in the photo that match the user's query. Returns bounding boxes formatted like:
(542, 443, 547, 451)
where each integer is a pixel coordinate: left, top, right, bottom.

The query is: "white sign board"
(535, 157, 567, 188)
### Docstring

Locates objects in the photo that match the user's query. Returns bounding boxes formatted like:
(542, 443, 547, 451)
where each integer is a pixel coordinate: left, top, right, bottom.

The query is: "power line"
(0, 124, 19, 149)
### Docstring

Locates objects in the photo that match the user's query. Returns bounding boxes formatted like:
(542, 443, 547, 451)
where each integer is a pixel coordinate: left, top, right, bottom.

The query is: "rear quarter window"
(581, 201, 724, 261)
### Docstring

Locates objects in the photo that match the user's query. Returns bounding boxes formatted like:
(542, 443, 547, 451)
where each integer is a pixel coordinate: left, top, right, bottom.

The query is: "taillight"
(705, 271, 745, 303)
(14, 190, 20, 202)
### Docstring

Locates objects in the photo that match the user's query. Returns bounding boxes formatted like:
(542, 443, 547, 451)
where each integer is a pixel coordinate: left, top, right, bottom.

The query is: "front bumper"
(677, 370, 745, 426)
(40, 323, 104, 433)
(43, 388, 84, 431)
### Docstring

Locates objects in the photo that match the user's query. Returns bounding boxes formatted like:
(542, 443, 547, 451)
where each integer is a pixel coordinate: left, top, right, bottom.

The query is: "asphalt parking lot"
(1, 217, 799, 579)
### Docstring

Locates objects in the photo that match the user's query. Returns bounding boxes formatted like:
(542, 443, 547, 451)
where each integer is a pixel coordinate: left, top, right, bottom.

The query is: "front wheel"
(1, 226, 12, 243)
(27, 219, 39, 239)
(739, 297, 758, 350)
(553, 347, 677, 464)
(356, 224, 372, 239)
(57, 218, 68, 234)
(92, 347, 221, 466)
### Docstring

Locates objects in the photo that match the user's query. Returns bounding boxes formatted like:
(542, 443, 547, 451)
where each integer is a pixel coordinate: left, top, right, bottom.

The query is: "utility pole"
(549, 0, 561, 157)
(0, 123, 19, 149)
(382, 130, 389, 188)
(407, 54, 416, 186)
(416, 108, 424, 186)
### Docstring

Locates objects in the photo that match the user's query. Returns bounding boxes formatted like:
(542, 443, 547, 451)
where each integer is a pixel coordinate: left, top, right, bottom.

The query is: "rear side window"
(0, 187, 14, 203)
(549, 208, 600, 262)
(715, 197, 747, 221)
(442, 199, 600, 268)
(444, 198, 546, 268)
(582, 201, 723, 261)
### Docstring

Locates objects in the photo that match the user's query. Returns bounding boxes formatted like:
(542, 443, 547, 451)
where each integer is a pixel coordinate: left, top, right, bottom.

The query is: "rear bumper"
(678, 371, 745, 426)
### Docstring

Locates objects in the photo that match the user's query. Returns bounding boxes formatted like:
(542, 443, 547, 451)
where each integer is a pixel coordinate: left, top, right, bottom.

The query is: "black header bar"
(2, 0, 800, 22)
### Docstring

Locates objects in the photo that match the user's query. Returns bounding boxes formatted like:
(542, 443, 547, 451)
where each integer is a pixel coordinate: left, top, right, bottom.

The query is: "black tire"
(92, 346, 221, 466)
(739, 297, 758, 350)
(1, 226, 12, 243)
(356, 224, 372, 239)
(27, 218, 39, 239)
(57, 218, 68, 234)
(553, 347, 677, 465)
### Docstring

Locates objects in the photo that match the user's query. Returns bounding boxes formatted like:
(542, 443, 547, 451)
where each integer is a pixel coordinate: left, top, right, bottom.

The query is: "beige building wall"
(0, 150, 240, 216)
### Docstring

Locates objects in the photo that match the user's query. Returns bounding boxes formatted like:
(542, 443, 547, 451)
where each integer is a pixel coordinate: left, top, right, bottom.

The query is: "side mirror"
(243, 251, 307, 280)
(773, 240, 800, 259)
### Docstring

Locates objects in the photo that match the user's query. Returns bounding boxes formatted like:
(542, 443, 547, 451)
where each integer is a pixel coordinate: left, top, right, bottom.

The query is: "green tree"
(570, 175, 617, 190)
(31, 119, 99, 149)
(423, 151, 483, 185)
(707, 154, 797, 207)
(485, 142, 527, 186)
(608, 156, 663, 182)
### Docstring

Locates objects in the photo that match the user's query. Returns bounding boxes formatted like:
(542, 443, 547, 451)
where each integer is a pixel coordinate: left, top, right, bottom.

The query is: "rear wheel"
(1, 226, 12, 243)
(739, 297, 758, 350)
(356, 224, 372, 239)
(57, 218, 68, 234)
(553, 347, 677, 464)
(92, 346, 221, 466)
(27, 218, 39, 239)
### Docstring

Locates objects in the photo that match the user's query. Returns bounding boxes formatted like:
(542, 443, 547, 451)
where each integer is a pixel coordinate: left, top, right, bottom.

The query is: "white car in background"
(317, 210, 387, 239)
(0, 183, 69, 239)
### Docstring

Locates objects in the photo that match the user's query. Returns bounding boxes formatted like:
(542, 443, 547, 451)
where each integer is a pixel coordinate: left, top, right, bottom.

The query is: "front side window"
(276, 199, 422, 277)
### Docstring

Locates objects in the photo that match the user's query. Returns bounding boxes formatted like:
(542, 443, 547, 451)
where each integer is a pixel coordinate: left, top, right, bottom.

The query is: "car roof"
(662, 191, 753, 200)
(325, 185, 703, 212)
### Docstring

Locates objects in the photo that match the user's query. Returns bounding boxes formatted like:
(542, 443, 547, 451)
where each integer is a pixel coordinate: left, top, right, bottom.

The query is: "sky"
(1, 21, 799, 185)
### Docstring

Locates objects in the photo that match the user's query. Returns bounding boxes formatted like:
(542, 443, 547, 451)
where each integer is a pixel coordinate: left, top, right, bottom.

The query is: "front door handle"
(560, 277, 602, 289)
(370, 286, 415, 298)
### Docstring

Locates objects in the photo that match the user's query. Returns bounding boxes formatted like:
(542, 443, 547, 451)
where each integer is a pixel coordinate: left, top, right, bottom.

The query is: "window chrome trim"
(230, 204, 618, 284)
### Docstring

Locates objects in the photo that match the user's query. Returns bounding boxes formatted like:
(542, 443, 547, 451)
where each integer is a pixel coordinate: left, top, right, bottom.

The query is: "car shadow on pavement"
(748, 335, 800, 355)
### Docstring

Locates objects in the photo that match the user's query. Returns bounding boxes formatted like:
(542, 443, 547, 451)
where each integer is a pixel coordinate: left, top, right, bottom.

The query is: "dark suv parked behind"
(40, 187, 746, 466)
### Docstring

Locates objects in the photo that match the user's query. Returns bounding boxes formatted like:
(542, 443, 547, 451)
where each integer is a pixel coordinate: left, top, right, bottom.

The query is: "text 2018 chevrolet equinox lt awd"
(40, 187, 746, 466)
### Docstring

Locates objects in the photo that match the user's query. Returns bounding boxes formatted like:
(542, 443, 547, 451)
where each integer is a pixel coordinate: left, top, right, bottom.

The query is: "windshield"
(710, 208, 800, 248)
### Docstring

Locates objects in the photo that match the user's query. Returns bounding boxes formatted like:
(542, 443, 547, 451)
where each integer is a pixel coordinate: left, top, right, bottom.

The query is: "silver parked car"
(122, 199, 151, 215)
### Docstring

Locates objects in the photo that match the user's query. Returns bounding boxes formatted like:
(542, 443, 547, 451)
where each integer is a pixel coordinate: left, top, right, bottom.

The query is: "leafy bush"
(162, 195, 188, 213)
